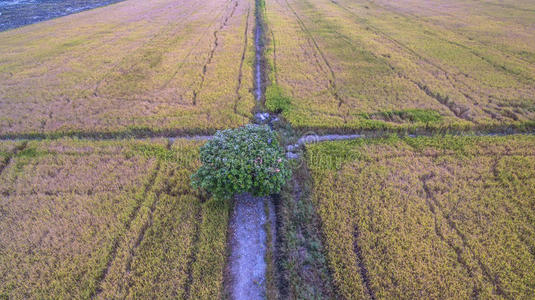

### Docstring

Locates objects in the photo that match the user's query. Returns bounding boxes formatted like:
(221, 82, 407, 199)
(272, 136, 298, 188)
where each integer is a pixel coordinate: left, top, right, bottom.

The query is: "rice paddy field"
(0, 0, 255, 138)
(1, 0, 535, 298)
(0, 139, 229, 299)
(264, 0, 535, 132)
(306, 135, 535, 299)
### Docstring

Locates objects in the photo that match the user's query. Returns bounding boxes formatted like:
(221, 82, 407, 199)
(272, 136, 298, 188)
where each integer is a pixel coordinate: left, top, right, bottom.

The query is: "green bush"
(265, 85, 291, 113)
(191, 125, 291, 199)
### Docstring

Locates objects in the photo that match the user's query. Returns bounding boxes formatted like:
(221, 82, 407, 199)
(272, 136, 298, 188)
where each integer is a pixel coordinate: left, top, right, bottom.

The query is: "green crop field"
(0, 139, 228, 299)
(0, 0, 255, 138)
(306, 135, 535, 298)
(264, 0, 535, 132)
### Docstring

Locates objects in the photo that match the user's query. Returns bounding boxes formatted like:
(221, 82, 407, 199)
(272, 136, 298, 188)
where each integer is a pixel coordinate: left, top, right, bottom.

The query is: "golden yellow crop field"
(0, 0, 256, 138)
(265, 0, 535, 132)
(307, 135, 535, 298)
(0, 139, 229, 299)
(2, 0, 535, 298)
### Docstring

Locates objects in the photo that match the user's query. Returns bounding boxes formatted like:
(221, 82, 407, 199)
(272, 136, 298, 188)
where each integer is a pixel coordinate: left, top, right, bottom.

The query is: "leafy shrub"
(265, 85, 291, 113)
(191, 125, 291, 199)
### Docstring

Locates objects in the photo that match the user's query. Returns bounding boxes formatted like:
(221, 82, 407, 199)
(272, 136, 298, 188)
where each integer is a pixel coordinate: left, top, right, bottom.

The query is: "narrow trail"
(227, 194, 271, 299)
(225, 0, 277, 297)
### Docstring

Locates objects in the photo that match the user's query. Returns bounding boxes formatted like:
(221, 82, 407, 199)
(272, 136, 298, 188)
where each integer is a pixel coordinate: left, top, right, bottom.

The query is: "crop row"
(307, 135, 535, 299)
(0, 139, 228, 299)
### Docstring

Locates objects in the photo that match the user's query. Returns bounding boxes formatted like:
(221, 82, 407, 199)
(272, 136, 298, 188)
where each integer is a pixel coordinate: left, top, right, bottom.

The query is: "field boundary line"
(0, 142, 27, 178)
(2, 128, 535, 144)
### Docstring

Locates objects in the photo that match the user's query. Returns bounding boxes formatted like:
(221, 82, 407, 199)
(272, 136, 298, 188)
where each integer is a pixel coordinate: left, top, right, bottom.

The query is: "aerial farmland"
(265, 0, 535, 132)
(0, 0, 534, 299)
(0, 0, 255, 137)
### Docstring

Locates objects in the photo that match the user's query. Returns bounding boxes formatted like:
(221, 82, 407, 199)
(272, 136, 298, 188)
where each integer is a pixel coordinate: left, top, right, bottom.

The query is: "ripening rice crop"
(0, 139, 229, 299)
(0, 0, 256, 138)
(264, 0, 535, 133)
(307, 135, 535, 299)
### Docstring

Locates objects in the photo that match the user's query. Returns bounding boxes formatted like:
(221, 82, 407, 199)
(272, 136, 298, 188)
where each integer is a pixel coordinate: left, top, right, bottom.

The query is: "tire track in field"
(353, 225, 376, 300)
(281, 0, 346, 115)
(355, 0, 535, 120)
(192, 0, 240, 105)
(326, 0, 480, 122)
(10, 0, 181, 76)
(420, 174, 481, 299)
(295, 7, 471, 122)
(159, 0, 234, 92)
(268, 19, 279, 85)
(92, 161, 161, 299)
(121, 178, 167, 296)
(380, 1, 535, 68)
(182, 204, 204, 299)
(420, 173, 511, 299)
(490, 150, 535, 262)
(234, 5, 251, 115)
(92, 1, 205, 97)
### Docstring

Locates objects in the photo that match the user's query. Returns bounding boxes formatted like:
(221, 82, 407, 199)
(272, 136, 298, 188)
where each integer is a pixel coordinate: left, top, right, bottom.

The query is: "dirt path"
(227, 194, 272, 299)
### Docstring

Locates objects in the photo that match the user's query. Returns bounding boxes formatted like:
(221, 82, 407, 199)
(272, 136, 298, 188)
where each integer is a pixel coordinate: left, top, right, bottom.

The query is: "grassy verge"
(275, 161, 335, 298)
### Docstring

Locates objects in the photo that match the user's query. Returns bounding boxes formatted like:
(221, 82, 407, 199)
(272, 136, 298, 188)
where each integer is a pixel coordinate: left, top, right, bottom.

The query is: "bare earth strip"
(0, 0, 255, 137)
(226, 194, 271, 300)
